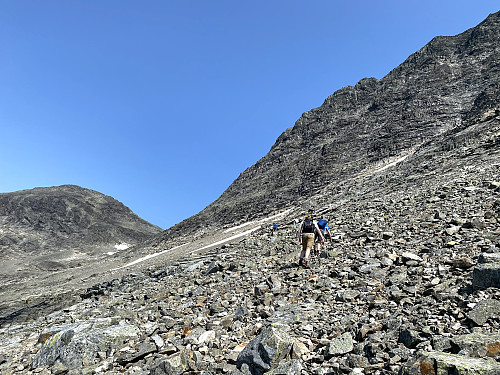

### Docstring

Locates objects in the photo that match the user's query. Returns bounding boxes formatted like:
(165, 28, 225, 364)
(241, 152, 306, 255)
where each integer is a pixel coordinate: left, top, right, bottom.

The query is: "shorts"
(301, 233, 314, 250)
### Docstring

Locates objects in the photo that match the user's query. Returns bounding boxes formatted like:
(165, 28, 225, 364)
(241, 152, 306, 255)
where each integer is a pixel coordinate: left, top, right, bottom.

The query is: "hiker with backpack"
(314, 218, 333, 255)
(297, 214, 324, 267)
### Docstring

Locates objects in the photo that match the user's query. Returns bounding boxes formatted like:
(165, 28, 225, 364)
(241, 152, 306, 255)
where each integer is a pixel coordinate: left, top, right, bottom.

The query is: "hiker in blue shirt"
(298, 214, 324, 267)
(272, 223, 277, 235)
(314, 218, 333, 255)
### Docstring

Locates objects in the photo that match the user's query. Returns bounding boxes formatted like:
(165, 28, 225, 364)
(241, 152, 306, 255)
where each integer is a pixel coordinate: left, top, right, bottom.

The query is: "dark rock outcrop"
(0, 184, 162, 255)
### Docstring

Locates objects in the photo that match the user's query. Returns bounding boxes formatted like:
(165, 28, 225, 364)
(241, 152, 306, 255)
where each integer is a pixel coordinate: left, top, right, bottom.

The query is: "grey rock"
(116, 341, 157, 365)
(325, 333, 354, 357)
(237, 324, 294, 375)
(478, 252, 500, 264)
(205, 261, 223, 275)
(382, 231, 394, 239)
(401, 252, 423, 263)
(451, 332, 500, 359)
(265, 359, 302, 375)
(32, 320, 139, 370)
(473, 262, 500, 289)
(185, 260, 205, 273)
(468, 299, 500, 326)
(401, 351, 500, 374)
(398, 329, 423, 349)
(234, 305, 250, 321)
(152, 351, 189, 375)
(359, 262, 381, 274)
(151, 334, 165, 349)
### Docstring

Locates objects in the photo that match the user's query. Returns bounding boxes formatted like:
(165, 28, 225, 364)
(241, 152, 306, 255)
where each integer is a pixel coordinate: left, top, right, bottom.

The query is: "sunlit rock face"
(159, 11, 500, 241)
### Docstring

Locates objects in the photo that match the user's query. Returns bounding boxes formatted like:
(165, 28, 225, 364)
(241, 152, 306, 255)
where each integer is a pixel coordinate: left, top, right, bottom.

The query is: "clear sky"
(1, 1, 498, 229)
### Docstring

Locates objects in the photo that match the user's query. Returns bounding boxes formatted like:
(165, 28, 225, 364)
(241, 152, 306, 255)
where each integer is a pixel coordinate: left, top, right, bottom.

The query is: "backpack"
(317, 219, 327, 230)
(302, 217, 315, 233)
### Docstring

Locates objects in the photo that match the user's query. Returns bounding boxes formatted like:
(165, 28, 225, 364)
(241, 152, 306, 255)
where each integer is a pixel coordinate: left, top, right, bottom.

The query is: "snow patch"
(111, 208, 293, 271)
(191, 226, 262, 254)
(114, 243, 130, 251)
(224, 221, 257, 233)
(111, 243, 189, 271)
(374, 153, 411, 173)
(224, 208, 293, 233)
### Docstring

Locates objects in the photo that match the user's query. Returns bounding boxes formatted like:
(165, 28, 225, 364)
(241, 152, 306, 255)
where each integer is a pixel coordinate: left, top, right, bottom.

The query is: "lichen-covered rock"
(31, 319, 139, 370)
(265, 359, 303, 375)
(401, 351, 500, 374)
(325, 333, 354, 357)
(467, 299, 500, 326)
(152, 351, 189, 375)
(451, 332, 500, 359)
(426, 351, 500, 374)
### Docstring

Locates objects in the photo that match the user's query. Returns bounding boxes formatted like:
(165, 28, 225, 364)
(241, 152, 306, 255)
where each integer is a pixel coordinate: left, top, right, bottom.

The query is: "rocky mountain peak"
(0, 184, 162, 323)
(0, 184, 161, 253)
(155, 11, 500, 244)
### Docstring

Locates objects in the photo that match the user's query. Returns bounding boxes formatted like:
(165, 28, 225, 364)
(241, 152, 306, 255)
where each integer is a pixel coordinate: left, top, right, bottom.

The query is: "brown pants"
(301, 233, 314, 260)
(301, 233, 314, 251)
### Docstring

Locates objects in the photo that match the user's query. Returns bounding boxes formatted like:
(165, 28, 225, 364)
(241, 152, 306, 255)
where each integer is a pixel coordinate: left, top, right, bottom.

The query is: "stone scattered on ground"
(1, 163, 498, 374)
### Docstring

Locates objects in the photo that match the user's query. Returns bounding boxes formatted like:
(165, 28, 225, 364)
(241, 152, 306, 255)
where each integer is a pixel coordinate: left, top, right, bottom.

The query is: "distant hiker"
(272, 223, 277, 235)
(297, 214, 324, 267)
(314, 218, 333, 255)
(293, 218, 299, 227)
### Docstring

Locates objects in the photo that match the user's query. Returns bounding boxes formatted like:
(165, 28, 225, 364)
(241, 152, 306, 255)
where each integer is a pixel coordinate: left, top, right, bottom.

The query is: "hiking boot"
(298, 258, 303, 267)
(303, 258, 309, 268)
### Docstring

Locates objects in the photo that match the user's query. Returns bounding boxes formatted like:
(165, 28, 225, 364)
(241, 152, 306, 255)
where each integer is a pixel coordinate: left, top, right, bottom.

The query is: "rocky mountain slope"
(0, 109, 498, 373)
(0, 185, 162, 323)
(0, 11, 499, 375)
(159, 10, 500, 243)
(0, 185, 161, 254)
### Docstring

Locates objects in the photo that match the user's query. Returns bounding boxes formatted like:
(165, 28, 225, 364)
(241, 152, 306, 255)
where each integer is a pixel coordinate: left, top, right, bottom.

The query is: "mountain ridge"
(0, 184, 163, 321)
(155, 11, 500, 244)
(0, 184, 162, 253)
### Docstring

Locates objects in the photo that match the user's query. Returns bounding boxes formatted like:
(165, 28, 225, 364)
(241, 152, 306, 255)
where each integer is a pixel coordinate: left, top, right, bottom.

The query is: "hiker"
(314, 218, 333, 255)
(272, 223, 277, 235)
(297, 214, 324, 267)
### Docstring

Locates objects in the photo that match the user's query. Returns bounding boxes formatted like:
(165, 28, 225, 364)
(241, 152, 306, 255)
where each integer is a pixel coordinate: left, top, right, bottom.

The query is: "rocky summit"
(1, 11, 500, 375)
(0, 185, 162, 326)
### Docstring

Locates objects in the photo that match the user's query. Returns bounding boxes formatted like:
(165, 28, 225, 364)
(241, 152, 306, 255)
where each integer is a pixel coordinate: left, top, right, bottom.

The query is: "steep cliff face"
(159, 11, 500, 241)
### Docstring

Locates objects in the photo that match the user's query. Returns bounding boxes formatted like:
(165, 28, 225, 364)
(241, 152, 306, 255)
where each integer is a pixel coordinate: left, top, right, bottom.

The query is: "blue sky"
(1, 1, 498, 229)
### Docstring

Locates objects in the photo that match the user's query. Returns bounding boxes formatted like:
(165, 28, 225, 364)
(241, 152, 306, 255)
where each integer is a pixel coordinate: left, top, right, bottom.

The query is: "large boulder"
(237, 324, 295, 375)
(451, 332, 500, 359)
(467, 299, 500, 326)
(401, 351, 500, 374)
(472, 253, 500, 289)
(31, 318, 139, 370)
